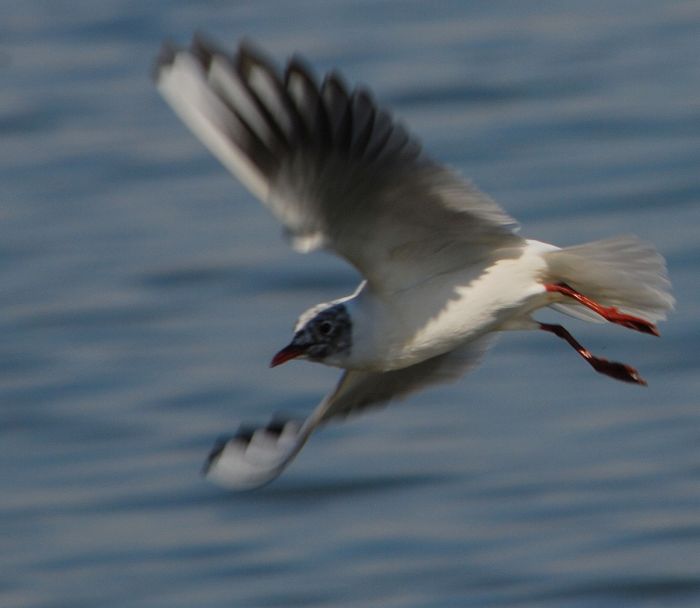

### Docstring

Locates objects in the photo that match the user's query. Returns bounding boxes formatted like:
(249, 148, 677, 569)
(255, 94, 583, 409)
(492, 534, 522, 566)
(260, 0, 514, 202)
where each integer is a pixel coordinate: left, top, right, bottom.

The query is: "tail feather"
(545, 236, 674, 323)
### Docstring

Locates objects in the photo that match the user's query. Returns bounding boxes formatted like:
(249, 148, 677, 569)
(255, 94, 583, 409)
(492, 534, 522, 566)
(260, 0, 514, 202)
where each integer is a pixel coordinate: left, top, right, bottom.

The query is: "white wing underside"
(155, 36, 522, 294)
(204, 335, 494, 489)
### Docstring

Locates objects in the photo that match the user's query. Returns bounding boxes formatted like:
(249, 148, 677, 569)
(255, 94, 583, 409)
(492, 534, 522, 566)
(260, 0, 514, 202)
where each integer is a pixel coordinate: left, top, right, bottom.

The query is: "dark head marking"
(271, 303, 353, 367)
(297, 303, 352, 362)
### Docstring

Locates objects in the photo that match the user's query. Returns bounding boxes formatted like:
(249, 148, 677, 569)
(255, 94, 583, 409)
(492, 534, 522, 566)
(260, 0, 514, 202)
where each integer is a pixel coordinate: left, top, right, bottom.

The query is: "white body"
(345, 240, 558, 371)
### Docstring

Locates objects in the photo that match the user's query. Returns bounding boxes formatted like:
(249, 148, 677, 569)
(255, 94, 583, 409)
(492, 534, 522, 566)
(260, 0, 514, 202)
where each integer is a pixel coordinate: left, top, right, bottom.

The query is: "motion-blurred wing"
(316, 334, 494, 422)
(155, 36, 521, 295)
(204, 336, 493, 489)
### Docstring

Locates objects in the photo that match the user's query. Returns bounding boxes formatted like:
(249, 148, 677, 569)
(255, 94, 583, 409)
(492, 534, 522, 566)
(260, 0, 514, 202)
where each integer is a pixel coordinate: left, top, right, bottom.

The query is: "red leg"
(539, 322, 647, 386)
(545, 282, 658, 336)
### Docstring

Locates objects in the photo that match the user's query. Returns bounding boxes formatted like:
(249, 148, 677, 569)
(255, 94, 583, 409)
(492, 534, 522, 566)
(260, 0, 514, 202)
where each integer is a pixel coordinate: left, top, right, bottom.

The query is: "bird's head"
(270, 303, 352, 367)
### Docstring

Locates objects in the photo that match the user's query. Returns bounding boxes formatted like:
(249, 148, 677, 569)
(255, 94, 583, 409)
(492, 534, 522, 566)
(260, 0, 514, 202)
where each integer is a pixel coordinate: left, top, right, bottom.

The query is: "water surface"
(2, 2, 699, 606)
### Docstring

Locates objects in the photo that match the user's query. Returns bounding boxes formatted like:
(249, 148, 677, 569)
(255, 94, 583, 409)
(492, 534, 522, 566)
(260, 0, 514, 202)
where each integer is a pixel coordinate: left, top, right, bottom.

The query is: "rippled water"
(2, 2, 700, 606)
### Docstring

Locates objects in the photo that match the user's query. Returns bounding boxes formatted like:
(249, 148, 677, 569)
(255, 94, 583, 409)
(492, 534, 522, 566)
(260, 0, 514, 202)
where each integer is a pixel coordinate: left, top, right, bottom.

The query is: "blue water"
(2, 2, 699, 606)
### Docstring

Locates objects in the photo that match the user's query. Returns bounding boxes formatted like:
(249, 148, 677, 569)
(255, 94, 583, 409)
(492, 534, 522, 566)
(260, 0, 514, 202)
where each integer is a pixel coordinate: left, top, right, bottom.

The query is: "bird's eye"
(318, 320, 334, 336)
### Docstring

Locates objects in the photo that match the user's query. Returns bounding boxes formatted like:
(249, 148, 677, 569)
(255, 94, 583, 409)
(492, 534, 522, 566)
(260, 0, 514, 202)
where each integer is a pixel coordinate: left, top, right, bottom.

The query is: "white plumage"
(155, 36, 674, 489)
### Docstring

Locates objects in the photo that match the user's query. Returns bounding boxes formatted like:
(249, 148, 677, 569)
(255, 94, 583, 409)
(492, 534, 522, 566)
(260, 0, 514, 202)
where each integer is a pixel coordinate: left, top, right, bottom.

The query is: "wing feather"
(205, 336, 494, 489)
(155, 37, 522, 294)
(315, 334, 495, 423)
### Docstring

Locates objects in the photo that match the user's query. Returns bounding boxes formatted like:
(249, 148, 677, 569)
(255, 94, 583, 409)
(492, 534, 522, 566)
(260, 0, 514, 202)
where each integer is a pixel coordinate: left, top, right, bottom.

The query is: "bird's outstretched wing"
(204, 336, 493, 489)
(155, 36, 521, 295)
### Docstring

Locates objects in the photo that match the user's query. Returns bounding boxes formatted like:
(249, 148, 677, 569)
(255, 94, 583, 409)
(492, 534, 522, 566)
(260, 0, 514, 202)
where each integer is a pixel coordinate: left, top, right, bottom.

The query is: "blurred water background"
(2, 1, 700, 606)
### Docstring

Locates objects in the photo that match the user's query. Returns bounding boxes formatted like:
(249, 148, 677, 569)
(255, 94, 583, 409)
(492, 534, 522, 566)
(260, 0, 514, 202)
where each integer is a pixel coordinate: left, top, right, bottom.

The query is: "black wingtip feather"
(349, 88, 376, 155)
(321, 73, 352, 146)
(157, 34, 425, 197)
(152, 40, 178, 81)
(237, 39, 278, 78)
(190, 31, 230, 68)
(285, 54, 319, 87)
(233, 45, 295, 150)
(202, 435, 230, 475)
(235, 425, 258, 443)
(285, 57, 331, 146)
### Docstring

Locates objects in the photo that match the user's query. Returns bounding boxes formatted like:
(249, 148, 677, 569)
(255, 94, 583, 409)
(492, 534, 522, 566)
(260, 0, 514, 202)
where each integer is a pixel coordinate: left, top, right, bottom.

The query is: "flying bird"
(154, 36, 674, 489)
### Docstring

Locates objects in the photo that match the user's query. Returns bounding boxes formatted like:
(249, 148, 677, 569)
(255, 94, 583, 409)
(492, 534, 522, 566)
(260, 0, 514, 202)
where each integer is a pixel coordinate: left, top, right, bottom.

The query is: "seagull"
(154, 36, 674, 489)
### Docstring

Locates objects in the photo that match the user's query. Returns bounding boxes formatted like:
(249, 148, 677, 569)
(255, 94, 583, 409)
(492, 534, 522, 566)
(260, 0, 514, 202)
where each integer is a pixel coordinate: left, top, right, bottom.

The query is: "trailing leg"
(545, 282, 659, 336)
(539, 322, 647, 386)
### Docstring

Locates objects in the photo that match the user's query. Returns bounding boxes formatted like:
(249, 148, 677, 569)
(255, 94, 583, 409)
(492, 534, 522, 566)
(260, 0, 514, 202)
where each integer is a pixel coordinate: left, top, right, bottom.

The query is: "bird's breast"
(351, 243, 552, 370)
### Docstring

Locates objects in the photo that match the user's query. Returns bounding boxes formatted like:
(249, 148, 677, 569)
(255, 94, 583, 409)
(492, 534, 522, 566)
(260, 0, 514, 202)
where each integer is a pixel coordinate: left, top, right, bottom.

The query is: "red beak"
(270, 343, 305, 367)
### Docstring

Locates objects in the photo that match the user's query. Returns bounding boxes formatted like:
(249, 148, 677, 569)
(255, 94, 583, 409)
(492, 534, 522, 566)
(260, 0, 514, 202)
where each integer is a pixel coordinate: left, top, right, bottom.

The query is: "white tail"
(545, 236, 674, 323)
